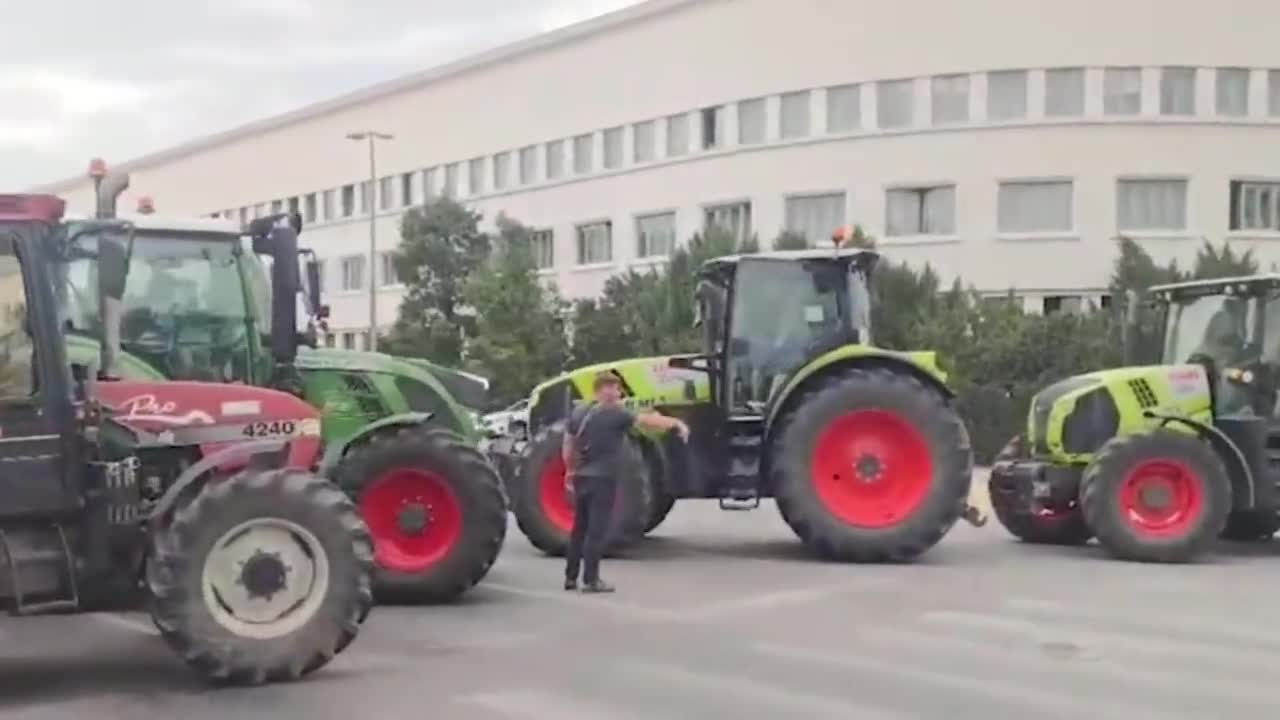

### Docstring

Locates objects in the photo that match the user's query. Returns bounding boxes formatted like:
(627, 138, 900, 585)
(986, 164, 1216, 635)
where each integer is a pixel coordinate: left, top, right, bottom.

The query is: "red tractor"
(0, 192, 373, 685)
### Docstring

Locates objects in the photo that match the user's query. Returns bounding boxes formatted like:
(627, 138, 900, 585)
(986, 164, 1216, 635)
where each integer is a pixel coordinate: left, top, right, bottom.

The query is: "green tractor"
(506, 246, 983, 561)
(53, 162, 506, 601)
(990, 274, 1280, 562)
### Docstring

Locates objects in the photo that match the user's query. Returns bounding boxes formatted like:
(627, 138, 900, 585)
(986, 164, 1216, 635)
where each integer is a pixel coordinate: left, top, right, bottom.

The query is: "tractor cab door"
(0, 227, 81, 518)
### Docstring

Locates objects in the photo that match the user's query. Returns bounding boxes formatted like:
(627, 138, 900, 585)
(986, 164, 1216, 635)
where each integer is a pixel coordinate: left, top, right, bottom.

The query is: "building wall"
(37, 0, 1280, 341)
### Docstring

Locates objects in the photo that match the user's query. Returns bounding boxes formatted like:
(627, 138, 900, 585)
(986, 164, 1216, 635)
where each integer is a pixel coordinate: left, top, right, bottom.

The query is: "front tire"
(511, 425, 652, 556)
(1080, 430, 1230, 563)
(148, 469, 374, 685)
(771, 367, 972, 562)
(334, 426, 508, 603)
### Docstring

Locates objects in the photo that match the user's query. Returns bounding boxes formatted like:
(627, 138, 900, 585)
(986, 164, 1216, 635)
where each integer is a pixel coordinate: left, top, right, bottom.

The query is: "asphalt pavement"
(4, 471, 1280, 719)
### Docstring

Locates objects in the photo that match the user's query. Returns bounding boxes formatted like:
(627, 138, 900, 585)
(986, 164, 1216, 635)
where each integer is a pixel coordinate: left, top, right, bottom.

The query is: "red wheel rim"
(360, 469, 463, 573)
(538, 455, 574, 533)
(810, 409, 934, 528)
(1120, 459, 1204, 537)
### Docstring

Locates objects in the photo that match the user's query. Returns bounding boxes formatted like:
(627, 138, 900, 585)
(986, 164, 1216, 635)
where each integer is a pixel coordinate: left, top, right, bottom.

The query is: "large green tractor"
(53, 163, 506, 601)
(990, 274, 1280, 562)
(507, 246, 984, 561)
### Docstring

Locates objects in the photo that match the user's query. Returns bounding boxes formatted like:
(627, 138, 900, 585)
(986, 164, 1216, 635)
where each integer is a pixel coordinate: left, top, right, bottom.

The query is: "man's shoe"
(581, 580, 615, 594)
(564, 579, 578, 591)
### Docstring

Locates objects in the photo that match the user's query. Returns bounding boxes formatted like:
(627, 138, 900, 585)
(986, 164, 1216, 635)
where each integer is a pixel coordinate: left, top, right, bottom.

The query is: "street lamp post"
(346, 130, 394, 352)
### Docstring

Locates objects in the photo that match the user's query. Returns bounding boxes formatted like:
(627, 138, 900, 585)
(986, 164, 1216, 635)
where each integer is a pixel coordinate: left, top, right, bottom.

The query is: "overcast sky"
(0, 0, 639, 188)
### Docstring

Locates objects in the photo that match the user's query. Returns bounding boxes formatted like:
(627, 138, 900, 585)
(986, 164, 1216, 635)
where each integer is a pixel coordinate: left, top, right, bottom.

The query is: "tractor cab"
(695, 248, 877, 415)
(1148, 274, 1280, 418)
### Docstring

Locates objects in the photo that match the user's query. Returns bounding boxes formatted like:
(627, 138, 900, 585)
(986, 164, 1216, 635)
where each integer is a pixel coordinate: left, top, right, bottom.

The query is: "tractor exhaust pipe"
(88, 158, 130, 220)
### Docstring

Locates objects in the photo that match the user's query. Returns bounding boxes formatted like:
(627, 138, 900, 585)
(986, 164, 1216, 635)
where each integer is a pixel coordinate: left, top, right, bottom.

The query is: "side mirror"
(97, 231, 131, 301)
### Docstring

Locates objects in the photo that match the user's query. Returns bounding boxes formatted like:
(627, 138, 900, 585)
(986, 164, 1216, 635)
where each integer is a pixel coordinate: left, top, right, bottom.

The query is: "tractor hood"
(93, 380, 322, 468)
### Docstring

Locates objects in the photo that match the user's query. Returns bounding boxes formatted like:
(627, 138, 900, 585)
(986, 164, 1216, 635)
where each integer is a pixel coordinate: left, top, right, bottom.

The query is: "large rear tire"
(148, 469, 374, 685)
(771, 367, 972, 562)
(511, 424, 652, 556)
(334, 426, 508, 603)
(1080, 430, 1230, 563)
(1220, 510, 1280, 541)
(988, 435, 1091, 546)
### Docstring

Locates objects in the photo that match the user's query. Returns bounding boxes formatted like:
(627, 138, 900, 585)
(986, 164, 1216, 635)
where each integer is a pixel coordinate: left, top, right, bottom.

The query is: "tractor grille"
(1128, 379, 1159, 409)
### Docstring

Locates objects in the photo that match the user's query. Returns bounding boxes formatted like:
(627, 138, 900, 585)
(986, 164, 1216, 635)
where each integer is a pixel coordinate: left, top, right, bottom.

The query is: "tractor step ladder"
(719, 491, 760, 511)
(721, 414, 764, 511)
(0, 525, 81, 615)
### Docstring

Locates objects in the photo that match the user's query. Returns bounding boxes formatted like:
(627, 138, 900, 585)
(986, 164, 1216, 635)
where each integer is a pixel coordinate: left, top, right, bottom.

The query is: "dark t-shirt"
(566, 402, 636, 481)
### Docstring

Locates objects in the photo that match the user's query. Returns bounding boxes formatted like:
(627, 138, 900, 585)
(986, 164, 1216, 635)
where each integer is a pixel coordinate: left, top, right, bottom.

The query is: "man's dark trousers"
(564, 475, 617, 585)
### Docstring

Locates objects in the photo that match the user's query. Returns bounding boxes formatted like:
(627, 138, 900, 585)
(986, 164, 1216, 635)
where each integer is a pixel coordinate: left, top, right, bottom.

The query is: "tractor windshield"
(56, 230, 257, 382)
(1162, 293, 1254, 368)
(726, 258, 866, 410)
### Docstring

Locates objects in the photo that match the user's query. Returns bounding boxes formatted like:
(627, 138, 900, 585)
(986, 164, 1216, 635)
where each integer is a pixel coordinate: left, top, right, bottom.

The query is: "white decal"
(299, 418, 322, 437)
(118, 394, 215, 426)
(221, 400, 262, 416)
(1167, 367, 1208, 400)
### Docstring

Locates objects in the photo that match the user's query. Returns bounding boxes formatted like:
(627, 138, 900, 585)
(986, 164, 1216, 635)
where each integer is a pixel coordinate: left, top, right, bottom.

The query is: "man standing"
(563, 371, 689, 593)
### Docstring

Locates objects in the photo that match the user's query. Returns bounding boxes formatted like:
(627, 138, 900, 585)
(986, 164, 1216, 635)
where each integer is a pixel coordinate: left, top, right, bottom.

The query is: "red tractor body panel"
(94, 381, 322, 471)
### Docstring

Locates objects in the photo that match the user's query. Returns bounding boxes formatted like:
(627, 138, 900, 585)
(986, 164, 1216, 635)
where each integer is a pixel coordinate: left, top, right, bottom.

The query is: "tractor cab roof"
(699, 247, 879, 283)
(62, 212, 242, 237)
(1148, 274, 1280, 301)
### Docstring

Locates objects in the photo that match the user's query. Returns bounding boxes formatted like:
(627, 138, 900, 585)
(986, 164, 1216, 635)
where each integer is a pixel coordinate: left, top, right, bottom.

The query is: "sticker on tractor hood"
(118, 394, 215, 426)
(221, 400, 263, 416)
(1167, 367, 1208, 399)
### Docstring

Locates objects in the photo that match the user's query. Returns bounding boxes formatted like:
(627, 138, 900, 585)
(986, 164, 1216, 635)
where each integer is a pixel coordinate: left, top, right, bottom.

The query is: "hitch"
(962, 504, 988, 528)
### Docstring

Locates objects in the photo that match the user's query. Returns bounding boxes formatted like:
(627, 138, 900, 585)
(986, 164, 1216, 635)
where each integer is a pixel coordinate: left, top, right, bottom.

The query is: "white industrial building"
(33, 0, 1280, 350)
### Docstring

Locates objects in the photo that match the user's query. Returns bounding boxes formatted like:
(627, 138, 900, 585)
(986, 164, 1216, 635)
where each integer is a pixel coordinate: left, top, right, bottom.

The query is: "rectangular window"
(494, 152, 511, 190)
(321, 190, 334, 220)
(1161, 67, 1197, 115)
(444, 164, 459, 197)
(573, 134, 594, 174)
(667, 113, 689, 156)
(1045, 68, 1085, 117)
(997, 180, 1074, 233)
(519, 146, 538, 184)
(238, 207, 249, 227)
(423, 167, 438, 198)
(270, 199, 284, 214)
(302, 194, 317, 223)
(468, 157, 485, 195)
(576, 221, 613, 265)
(342, 332, 355, 350)
(701, 106, 724, 149)
(1229, 180, 1280, 232)
(784, 193, 846, 246)
(633, 121, 657, 162)
(359, 182, 372, 213)
(1216, 68, 1250, 117)
(827, 83, 861, 133)
(401, 172, 415, 207)
(1043, 295, 1084, 315)
(931, 74, 969, 125)
(325, 333, 335, 348)
(379, 251, 401, 287)
(877, 79, 914, 129)
(885, 185, 956, 236)
(287, 196, 300, 215)
(603, 127, 623, 169)
(988, 70, 1028, 120)
(636, 212, 676, 258)
(546, 140, 566, 180)
(531, 229, 555, 269)
(1271, 70, 1280, 116)
(253, 203, 265, 218)
(1104, 67, 1142, 115)
(340, 255, 366, 291)
(313, 259, 325, 294)
(704, 202, 752, 245)
(779, 91, 811, 139)
(378, 176, 393, 210)
(1117, 179, 1188, 231)
(341, 185, 355, 217)
(738, 99, 766, 145)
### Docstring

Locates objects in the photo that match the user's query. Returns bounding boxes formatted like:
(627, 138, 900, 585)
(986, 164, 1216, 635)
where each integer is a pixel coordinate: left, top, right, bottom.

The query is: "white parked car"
(481, 398, 530, 438)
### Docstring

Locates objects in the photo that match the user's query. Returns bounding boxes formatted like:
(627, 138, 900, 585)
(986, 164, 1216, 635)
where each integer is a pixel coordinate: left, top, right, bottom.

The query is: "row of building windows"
(210, 65, 1280, 229)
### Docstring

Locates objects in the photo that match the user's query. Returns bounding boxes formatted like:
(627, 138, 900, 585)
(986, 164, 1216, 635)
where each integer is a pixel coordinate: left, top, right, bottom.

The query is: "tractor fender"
(764, 351, 954, 433)
(317, 412, 435, 478)
(1144, 410, 1255, 506)
(147, 439, 290, 524)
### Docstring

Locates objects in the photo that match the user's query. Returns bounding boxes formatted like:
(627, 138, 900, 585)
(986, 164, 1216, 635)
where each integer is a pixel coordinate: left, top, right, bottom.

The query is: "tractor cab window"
(0, 243, 34, 398)
(1164, 292, 1258, 414)
(726, 258, 853, 410)
(57, 231, 253, 383)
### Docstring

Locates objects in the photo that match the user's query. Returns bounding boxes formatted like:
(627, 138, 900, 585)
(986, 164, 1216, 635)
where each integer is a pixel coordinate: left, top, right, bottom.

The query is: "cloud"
(0, 0, 644, 189)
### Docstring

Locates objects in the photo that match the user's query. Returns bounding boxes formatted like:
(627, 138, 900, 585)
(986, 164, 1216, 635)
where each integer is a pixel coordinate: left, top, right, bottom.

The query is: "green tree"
(772, 230, 809, 250)
(462, 216, 571, 405)
(1192, 239, 1258, 278)
(382, 197, 491, 365)
(1108, 236, 1183, 365)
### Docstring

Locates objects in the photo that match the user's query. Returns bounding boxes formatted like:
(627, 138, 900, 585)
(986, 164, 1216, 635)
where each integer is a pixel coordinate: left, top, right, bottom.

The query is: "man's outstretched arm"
(635, 410, 690, 441)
